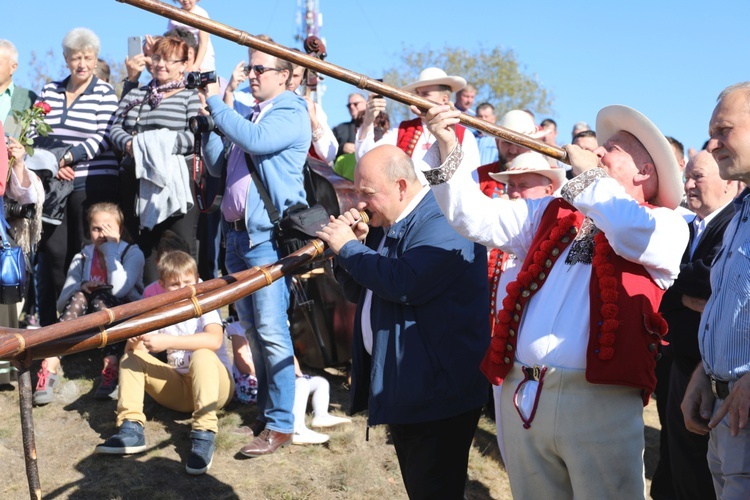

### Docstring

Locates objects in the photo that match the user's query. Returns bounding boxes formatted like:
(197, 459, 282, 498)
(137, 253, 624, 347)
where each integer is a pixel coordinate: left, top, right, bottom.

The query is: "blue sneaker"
(185, 430, 215, 475)
(95, 420, 147, 455)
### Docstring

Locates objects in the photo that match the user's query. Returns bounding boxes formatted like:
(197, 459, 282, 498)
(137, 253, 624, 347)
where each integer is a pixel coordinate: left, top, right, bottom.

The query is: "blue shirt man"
(201, 44, 310, 456)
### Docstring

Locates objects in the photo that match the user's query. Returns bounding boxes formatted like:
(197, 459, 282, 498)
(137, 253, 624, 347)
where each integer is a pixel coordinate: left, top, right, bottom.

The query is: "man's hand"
(362, 96, 386, 128)
(316, 209, 368, 254)
(412, 104, 459, 161)
(709, 371, 750, 436)
(226, 61, 248, 94)
(563, 144, 600, 176)
(681, 365, 715, 435)
(682, 294, 708, 313)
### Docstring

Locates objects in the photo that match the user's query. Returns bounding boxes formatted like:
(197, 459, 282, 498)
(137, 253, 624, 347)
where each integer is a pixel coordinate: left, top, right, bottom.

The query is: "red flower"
(601, 303, 619, 319)
(540, 241, 555, 254)
(528, 264, 542, 277)
(517, 271, 532, 287)
(600, 288, 619, 303)
(506, 281, 521, 298)
(596, 263, 615, 278)
(600, 332, 616, 346)
(601, 318, 620, 333)
(498, 310, 512, 324)
(34, 101, 52, 115)
(599, 347, 615, 360)
(600, 276, 618, 289)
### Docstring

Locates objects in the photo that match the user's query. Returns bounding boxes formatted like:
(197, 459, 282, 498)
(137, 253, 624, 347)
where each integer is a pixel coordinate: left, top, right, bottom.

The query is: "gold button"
(509, 329, 516, 337)
(515, 303, 522, 311)
(513, 314, 520, 322)
(538, 272, 546, 280)
(530, 283, 538, 291)
(504, 357, 511, 364)
(551, 248, 560, 257)
(521, 290, 530, 298)
(545, 259, 553, 268)
(506, 344, 513, 351)
(561, 236, 570, 244)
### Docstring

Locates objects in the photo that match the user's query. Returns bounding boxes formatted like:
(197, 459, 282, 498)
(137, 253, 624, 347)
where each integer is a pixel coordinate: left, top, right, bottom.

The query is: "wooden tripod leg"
(18, 365, 41, 500)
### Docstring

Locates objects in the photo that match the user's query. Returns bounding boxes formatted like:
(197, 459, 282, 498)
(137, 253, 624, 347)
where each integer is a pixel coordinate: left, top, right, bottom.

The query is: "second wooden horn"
(115, 0, 568, 164)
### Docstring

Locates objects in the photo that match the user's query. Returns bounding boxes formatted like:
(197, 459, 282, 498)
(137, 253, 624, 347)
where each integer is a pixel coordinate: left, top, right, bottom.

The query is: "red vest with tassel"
(480, 198, 668, 404)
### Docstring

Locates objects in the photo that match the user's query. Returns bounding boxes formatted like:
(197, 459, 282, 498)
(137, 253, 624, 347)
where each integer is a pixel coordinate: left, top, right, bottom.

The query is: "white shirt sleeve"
(310, 104, 338, 165)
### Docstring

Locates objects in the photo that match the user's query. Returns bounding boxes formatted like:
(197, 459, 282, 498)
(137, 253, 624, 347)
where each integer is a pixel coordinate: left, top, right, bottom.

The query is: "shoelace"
(100, 365, 118, 386)
(35, 367, 49, 391)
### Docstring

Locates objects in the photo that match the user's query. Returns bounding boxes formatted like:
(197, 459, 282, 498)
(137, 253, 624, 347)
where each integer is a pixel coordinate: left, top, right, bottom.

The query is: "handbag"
(0, 197, 28, 304)
(244, 153, 330, 272)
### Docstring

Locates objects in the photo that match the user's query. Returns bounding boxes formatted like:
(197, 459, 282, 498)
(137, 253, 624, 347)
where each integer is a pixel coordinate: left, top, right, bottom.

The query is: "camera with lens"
(185, 70, 217, 90)
(189, 115, 216, 135)
(4, 199, 35, 221)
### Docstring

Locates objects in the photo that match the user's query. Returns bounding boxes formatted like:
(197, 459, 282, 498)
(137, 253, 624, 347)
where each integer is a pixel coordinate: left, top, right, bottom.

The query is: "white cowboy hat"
(489, 152, 566, 191)
(498, 110, 549, 139)
(402, 67, 466, 94)
(596, 105, 682, 209)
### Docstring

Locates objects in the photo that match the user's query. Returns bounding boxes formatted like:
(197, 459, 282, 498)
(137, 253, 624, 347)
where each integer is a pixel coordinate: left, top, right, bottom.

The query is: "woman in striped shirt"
(33, 28, 122, 404)
(110, 36, 201, 284)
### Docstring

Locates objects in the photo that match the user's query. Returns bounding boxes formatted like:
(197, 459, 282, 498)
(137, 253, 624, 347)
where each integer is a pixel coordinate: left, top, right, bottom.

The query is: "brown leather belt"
(710, 376, 730, 400)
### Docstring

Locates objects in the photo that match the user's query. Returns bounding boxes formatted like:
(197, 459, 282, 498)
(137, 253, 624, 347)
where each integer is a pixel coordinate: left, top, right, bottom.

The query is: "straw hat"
(596, 105, 682, 209)
(402, 67, 466, 94)
(489, 152, 566, 191)
(498, 110, 548, 139)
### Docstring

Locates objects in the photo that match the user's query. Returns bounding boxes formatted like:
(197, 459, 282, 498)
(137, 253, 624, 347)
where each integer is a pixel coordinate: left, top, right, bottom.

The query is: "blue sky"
(7, 1, 749, 154)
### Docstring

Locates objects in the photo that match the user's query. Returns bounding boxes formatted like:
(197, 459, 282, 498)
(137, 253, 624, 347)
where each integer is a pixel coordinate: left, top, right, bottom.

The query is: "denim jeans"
(224, 228, 295, 433)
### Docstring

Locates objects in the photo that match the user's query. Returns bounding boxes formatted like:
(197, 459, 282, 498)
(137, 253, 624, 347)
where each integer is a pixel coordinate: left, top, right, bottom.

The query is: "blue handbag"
(0, 197, 27, 304)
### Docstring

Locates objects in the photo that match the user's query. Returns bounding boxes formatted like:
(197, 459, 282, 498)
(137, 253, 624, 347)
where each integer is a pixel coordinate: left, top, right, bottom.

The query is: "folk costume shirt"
(423, 143, 687, 371)
(699, 188, 750, 381)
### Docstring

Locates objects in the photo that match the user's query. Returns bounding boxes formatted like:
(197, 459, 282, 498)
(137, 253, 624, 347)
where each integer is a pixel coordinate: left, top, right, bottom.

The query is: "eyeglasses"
(244, 65, 283, 76)
(346, 102, 365, 109)
(151, 56, 186, 66)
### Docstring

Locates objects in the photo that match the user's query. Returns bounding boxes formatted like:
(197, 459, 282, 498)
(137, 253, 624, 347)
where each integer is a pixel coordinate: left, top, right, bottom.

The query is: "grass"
(0, 349, 661, 499)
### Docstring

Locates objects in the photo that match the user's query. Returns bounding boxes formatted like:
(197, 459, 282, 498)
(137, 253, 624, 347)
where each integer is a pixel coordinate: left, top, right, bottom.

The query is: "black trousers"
(651, 352, 675, 499)
(388, 406, 482, 500)
(136, 205, 199, 285)
(665, 358, 716, 500)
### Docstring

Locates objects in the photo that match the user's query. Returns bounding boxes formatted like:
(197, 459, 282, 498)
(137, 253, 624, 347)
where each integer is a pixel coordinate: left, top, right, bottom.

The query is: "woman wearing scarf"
(111, 37, 201, 284)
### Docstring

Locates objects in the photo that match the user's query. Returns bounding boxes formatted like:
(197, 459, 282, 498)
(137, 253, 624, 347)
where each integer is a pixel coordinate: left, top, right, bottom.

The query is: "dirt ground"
(0, 351, 661, 499)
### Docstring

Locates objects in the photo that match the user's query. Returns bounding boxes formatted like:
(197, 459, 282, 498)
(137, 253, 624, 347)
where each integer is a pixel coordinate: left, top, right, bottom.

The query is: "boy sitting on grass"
(94, 251, 234, 475)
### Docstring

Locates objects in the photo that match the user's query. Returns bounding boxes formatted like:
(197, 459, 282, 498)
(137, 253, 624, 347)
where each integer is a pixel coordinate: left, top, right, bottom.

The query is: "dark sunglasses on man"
(243, 65, 282, 76)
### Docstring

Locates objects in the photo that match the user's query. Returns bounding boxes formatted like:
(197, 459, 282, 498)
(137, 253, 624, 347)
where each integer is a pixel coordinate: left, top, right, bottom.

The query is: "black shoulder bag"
(243, 153, 329, 272)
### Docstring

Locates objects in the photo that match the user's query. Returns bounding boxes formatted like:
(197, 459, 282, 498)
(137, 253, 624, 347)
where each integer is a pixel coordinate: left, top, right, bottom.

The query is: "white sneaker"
(292, 428, 330, 445)
(311, 414, 352, 429)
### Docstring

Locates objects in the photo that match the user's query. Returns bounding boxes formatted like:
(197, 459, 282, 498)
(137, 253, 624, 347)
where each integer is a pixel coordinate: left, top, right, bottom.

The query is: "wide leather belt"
(710, 376, 730, 400)
(227, 218, 246, 232)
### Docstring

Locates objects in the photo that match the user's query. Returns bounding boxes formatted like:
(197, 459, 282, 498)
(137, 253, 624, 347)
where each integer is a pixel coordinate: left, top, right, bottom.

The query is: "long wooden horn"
(115, 0, 569, 164)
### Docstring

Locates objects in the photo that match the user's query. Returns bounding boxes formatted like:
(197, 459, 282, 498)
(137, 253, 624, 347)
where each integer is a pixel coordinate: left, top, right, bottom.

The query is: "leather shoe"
(240, 429, 292, 457)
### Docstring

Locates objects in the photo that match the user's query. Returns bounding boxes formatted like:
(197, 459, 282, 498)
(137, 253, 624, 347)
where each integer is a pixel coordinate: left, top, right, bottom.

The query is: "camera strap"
(192, 131, 225, 213)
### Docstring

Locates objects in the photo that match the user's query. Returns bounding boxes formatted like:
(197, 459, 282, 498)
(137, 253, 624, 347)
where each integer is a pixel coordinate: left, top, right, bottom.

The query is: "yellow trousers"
(116, 349, 234, 433)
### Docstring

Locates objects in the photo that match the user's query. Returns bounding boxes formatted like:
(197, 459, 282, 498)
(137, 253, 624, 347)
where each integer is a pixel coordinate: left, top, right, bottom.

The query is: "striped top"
(35, 76, 119, 190)
(110, 83, 201, 160)
(699, 187, 750, 380)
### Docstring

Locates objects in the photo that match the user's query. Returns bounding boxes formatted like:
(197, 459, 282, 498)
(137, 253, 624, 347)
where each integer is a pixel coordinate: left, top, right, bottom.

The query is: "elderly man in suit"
(0, 40, 37, 139)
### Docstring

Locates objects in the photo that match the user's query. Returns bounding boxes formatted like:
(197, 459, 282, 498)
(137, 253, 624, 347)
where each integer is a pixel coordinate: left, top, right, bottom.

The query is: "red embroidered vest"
(396, 117, 466, 157)
(479, 198, 667, 404)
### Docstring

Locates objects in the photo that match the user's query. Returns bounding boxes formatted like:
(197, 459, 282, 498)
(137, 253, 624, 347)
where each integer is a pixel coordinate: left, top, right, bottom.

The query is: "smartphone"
(128, 36, 143, 59)
(373, 78, 384, 99)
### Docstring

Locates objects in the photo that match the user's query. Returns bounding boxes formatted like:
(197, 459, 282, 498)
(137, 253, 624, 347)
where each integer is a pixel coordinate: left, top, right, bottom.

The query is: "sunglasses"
(244, 65, 283, 76)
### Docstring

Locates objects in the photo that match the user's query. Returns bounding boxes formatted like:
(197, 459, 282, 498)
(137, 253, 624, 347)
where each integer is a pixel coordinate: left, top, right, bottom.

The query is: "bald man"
(317, 145, 489, 499)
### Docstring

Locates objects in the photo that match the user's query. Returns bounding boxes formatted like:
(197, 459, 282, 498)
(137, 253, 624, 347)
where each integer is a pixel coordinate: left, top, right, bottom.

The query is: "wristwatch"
(63, 151, 73, 165)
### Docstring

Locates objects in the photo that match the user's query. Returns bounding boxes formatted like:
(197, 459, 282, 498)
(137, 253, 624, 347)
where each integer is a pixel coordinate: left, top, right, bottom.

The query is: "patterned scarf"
(120, 78, 186, 116)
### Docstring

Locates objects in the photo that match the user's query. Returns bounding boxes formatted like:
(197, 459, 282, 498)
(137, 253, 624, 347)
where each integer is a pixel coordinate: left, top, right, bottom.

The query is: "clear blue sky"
(7, 1, 749, 154)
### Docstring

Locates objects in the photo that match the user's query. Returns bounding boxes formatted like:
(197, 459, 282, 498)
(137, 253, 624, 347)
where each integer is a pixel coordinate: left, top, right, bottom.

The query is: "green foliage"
(381, 44, 554, 124)
(11, 103, 51, 159)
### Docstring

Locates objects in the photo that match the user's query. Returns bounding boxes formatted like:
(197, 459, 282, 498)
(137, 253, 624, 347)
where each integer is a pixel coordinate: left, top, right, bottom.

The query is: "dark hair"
(540, 118, 557, 128)
(164, 27, 198, 50)
(151, 36, 189, 63)
(95, 58, 110, 83)
(476, 102, 494, 113)
(573, 130, 597, 140)
(156, 230, 191, 262)
(665, 136, 685, 159)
